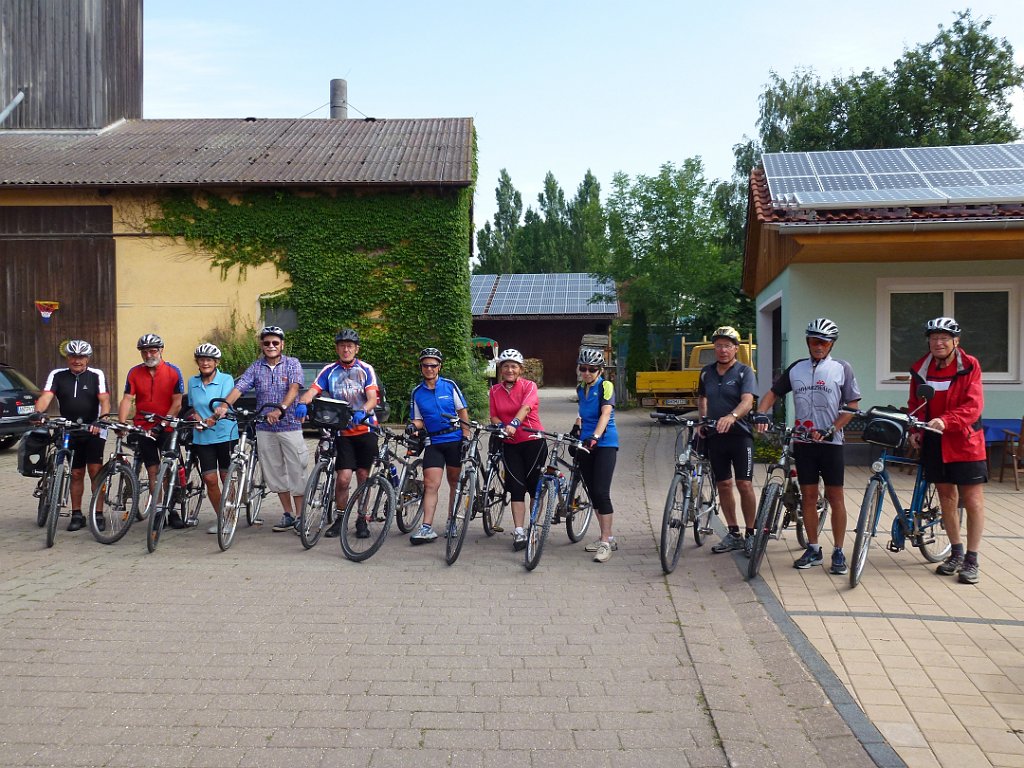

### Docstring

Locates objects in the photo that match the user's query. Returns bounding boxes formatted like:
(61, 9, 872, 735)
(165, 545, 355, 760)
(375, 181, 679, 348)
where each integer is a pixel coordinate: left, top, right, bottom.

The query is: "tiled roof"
(0, 117, 474, 187)
(749, 167, 1024, 225)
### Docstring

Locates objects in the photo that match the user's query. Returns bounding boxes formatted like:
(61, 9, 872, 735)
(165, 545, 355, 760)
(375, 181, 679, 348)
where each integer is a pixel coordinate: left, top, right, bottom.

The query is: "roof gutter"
(0, 89, 26, 126)
(769, 218, 1024, 235)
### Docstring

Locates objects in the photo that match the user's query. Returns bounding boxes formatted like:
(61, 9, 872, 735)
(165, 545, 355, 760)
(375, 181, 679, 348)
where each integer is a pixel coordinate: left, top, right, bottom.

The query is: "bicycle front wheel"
(660, 472, 689, 574)
(45, 462, 66, 548)
(246, 458, 266, 526)
(88, 461, 139, 544)
(525, 479, 556, 571)
(340, 474, 395, 562)
(479, 462, 507, 536)
(147, 461, 174, 553)
(395, 458, 424, 534)
(693, 464, 717, 546)
(299, 460, 333, 550)
(564, 472, 594, 543)
(747, 480, 783, 580)
(183, 458, 206, 528)
(850, 477, 884, 588)
(218, 459, 245, 552)
(444, 468, 476, 565)
(796, 481, 829, 549)
(917, 483, 960, 563)
(36, 463, 52, 527)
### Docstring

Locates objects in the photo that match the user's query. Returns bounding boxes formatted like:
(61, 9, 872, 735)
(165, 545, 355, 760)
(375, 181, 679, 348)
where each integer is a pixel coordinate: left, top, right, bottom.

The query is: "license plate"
(17, 405, 34, 415)
(665, 399, 688, 406)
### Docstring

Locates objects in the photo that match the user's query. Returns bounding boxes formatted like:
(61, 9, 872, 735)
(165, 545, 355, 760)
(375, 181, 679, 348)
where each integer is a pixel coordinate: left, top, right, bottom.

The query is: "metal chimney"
(330, 79, 348, 119)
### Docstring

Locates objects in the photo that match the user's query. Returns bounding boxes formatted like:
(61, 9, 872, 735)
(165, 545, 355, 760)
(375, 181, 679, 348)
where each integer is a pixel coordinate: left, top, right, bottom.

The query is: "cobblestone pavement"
(1, 390, 878, 768)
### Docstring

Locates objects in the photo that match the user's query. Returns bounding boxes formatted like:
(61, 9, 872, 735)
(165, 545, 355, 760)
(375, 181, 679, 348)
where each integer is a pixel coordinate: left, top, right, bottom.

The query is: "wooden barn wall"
(0, 206, 116, 389)
(472, 318, 612, 388)
(0, 0, 142, 129)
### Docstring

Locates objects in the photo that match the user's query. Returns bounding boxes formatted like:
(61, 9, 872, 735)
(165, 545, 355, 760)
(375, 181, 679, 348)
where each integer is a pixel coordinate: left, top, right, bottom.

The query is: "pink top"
(489, 378, 543, 444)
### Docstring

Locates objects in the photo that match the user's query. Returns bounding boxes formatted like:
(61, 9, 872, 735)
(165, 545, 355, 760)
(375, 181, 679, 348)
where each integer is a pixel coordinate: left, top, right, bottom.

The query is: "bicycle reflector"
(308, 397, 353, 430)
(861, 408, 910, 450)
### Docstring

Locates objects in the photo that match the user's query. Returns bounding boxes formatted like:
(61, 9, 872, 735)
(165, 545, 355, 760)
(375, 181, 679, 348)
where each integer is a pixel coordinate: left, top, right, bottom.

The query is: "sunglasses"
(262, 340, 281, 347)
(420, 363, 440, 369)
(578, 365, 601, 373)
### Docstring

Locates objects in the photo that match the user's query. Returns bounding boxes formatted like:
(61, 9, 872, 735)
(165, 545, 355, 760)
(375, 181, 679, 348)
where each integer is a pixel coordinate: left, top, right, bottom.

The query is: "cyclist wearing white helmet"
(909, 317, 987, 584)
(698, 326, 759, 557)
(186, 343, 240, 532)
(34, 340, 111, 532)
(298, 328, 382, 539)
(489, 348, 546, 551)
(218, 325, 307, 532)
(407, 348, 471, 544)
(573, 348, 620, 563)
(119, 333, 187, 527)
(756, 318, 861, 575)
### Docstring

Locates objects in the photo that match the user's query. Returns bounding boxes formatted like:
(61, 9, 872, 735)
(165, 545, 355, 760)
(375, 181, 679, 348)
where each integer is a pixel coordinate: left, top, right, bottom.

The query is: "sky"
(144, 1, 1024, 234)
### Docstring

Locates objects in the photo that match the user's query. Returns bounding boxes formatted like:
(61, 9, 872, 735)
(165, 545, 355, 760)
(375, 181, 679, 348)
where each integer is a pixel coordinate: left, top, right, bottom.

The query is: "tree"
(475, 169, 523, 274)
(566, 170, 610, 272)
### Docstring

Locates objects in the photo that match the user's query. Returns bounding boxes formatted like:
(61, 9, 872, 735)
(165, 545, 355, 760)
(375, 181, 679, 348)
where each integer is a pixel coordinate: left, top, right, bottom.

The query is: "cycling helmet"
(136, 333, 164, 349)
(805, 318, 839, 342)
(334, 328, 360, 344)
(194, 343, 222, 359)
(711, 326, 741, 345)
(925, 316, 961, 337)
(65, 339, 93, 356)
(577, 348, 605, 367)
(418, 347, 443, 362)
(259, 326, 285, 340)
(497, 348, 524, 366)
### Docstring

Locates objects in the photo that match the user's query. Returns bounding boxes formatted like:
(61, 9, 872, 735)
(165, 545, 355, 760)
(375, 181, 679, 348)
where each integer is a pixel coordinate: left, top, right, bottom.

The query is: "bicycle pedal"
(491, 525, 504, 533)
(251, 518, 263, 526)
(886, 539, 904, 553)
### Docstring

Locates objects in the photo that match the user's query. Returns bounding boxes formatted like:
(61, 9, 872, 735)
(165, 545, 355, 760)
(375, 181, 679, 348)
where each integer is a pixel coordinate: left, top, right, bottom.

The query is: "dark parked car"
(0, 363, 41, 450)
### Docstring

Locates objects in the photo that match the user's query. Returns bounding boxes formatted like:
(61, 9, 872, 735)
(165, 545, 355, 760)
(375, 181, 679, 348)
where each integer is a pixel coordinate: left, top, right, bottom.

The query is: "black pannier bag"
(18, 428, 51, 478)
(861, 407, 911, 451)
(308, 397, 353, 430)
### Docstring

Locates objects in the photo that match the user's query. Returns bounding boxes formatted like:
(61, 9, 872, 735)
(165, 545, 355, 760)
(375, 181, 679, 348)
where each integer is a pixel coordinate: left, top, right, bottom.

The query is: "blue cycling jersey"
(577, 377, 618, 448)
(410, 377, 467, 445)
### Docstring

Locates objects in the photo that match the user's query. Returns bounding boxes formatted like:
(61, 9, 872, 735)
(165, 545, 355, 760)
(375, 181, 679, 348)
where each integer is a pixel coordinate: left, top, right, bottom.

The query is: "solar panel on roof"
(979, 169, 1024, 185)
(762, 153, 815, 177)
(857, 149, 917, 174)
(808, 151, 864, 176)
(922, 170, 983, 187)
(903, 146, 969, 172)
(872, 172, 928, 189)
(819, 174, 872, 192)
(952, 144, 1019, 169)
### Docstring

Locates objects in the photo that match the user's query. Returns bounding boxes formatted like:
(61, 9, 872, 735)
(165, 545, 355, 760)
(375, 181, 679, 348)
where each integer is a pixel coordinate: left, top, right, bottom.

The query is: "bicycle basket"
(308, 397, 352, 430)
(862, 408, 910, 450)
(18, 428, 51, 478)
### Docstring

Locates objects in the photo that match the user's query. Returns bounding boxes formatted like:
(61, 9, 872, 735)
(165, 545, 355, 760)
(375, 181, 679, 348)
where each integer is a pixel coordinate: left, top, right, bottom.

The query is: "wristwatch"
(731, 412, 739, 419)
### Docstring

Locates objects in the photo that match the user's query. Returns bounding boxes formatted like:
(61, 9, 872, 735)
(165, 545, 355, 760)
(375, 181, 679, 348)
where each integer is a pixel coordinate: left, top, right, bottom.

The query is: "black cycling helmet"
(925, 317, 961, 337)
(418, 347, 443, 362)
(334, 328, 360, 344)
(137, 333, 164, 350)
(259, 326, 285, 340)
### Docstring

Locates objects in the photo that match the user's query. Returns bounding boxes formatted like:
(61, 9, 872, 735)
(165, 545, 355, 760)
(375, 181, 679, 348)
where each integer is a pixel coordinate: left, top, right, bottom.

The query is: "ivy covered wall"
(149, 187, 486, 418)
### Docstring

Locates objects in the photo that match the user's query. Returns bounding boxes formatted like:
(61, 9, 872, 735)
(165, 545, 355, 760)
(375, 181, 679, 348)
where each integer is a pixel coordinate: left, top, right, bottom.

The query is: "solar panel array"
(763, 143, 1024, 209)
(471, 273, 618, 316)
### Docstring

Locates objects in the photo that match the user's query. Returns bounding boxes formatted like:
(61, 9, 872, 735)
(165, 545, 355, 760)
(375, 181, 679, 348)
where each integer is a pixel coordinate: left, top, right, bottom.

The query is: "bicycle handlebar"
(208, 398, 284, 424)
(649, 413, 719, 429)
(839, 406, 943, 435)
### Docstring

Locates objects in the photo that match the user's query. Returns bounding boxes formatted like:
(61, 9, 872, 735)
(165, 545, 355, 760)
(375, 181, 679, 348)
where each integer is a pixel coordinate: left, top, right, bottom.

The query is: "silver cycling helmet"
(194, 343, 222, 359)
(496, 348, 525, 366)
(259, 325, 285, 340)
(65, 340, 93, 356)
(925, 316, 961, 337)
(577, 348, 605, 367)
(711, 325, 741, 345)
(805, 318, 839, 342)
(418, 347, 443, 362)
(136, 333, 164, 350)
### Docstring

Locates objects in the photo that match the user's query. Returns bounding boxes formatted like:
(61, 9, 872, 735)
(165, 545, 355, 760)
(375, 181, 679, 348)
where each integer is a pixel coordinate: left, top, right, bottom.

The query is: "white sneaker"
(593, 541, 613, 563)
(584, 538, 617, 552)
(207, 523, 218, 534)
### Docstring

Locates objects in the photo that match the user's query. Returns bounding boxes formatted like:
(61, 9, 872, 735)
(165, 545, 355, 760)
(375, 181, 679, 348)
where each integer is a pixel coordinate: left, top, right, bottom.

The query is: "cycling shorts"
(922, 433, 988, 485)
(335, 431, 378, 472)
(704, 432, 753, 483)
(194, 441, 236, 475)
(69, 433, 105, 469)
(793, 441, 845, 487)
(424, 441, 462, 470)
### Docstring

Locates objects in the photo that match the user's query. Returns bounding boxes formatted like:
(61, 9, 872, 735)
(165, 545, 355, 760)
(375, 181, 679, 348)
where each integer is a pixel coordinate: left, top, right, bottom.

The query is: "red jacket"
(908, 348, 986, 463)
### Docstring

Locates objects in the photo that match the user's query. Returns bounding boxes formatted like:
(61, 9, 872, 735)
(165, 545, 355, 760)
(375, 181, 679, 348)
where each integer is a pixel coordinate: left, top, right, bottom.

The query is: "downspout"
(0, 89, 26, 125)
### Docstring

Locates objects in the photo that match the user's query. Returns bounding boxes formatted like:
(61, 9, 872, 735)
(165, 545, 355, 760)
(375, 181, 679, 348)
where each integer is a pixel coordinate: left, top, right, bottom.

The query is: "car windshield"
(0, 368, 40, 392)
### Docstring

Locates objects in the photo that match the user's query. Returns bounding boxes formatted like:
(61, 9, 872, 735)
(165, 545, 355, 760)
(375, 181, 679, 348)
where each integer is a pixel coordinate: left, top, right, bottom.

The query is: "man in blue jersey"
(756, 318, 861, 575)
(407, 348, 470, 544)
(298, 328, 380, 539)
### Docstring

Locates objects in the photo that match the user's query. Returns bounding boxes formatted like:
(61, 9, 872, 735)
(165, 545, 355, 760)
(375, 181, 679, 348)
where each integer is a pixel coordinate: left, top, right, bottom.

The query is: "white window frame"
(876, 276, 1019, 386)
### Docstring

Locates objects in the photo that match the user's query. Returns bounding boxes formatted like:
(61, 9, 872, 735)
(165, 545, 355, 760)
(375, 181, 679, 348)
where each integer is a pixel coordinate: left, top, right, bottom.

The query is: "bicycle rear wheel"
(182, 458, 206, 528)
(395, 458, 424, 534)
(564, 472, 594, 543)
(299, 460, 333, 550)
(147, 461, 174, 553)
(659, 472, 689, 574)
(917, 483, 960, 563)
(479, 462, 507, 536)
(444, 468, 476, 565)
(36, 459, 53, 527)
(246, 458, 266, 526)
(45, 462, 66, 548)
(340, 474, 395, 562)
(850, 477, 884, 588)
(795, 481, 829, 549)
(693, 464, 716, 546)
(217, 459, 245, 552)
(525, 479, 556, 571)
(88, 461, 138, 544)
(747, 480, 782, 580)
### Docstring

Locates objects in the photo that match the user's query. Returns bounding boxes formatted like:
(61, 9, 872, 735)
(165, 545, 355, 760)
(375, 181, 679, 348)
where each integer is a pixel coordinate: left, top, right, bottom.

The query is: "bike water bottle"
(178, 466, 186, 488)
(388, 464, 399, 488)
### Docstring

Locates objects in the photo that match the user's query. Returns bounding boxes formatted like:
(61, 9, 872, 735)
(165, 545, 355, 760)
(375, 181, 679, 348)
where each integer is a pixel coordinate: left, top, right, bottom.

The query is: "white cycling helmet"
(925, 317, 961, 337)
(497, 349, 524, 366)
(711, 325, 741, 345)
(259, 325, 285, 340)
(136, 333, 164, 349)
(194, 343, 222, 359)
(65, 340, 93, 356)
(577, 348, 605, 367)
(806, 318, 839, 341)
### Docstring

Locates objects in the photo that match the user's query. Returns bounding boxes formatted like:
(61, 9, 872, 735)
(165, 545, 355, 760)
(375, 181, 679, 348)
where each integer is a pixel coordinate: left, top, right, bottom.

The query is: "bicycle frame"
(862, 452, 931, 550)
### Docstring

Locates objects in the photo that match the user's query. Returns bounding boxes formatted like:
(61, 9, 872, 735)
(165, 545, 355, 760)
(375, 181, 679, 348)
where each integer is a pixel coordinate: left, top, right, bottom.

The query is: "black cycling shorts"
(69, 433, 105, 469)
(793, 441, 845, 487)
(424, 441, 462, 469)
(921, 433, 988, 485)
(704, 432, 754, 483)
(194, 441, 236, 475)
(137, 430, 170, 469)
(335, 431, 378, 472)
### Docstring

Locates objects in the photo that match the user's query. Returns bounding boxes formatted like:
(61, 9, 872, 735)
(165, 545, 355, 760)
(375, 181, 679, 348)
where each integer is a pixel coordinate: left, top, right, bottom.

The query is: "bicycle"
(211, 400, 276, 552)
(474, 433, 509, 537)
(845, 395, 960, 588)
(86, 416, 150, 544)
(30, 416, 89, 548)
(552, 435, 595, 544)
(651, 413, 720, 574)
(520, 427, 586, 571)
(747, 421, 831, 580)
(143, 413, 205, 554)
